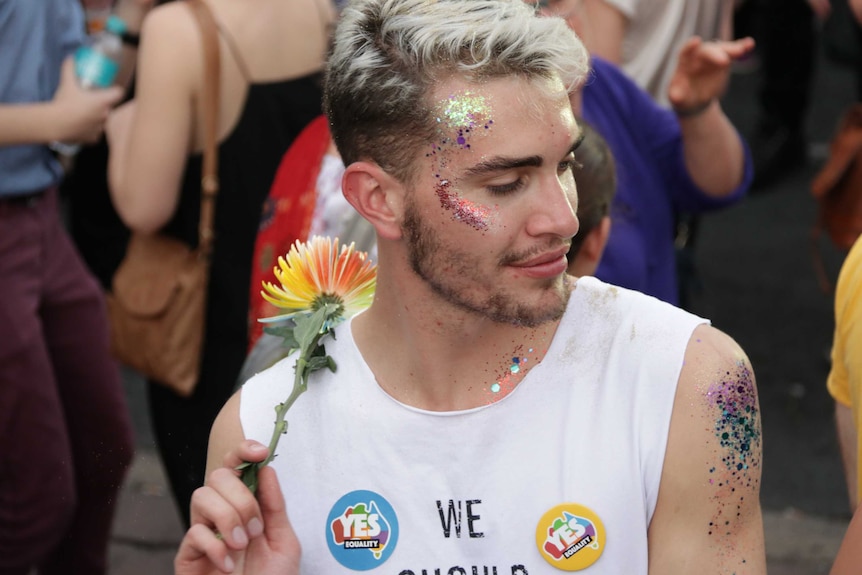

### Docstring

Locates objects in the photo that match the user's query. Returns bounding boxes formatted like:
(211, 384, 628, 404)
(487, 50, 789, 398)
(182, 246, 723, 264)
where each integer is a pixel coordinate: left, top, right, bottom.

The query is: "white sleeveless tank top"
(240, 277, 707, 574)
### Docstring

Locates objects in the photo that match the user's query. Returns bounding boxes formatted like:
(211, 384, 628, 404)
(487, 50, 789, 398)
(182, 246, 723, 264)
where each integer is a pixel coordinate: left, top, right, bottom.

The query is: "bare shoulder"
(678, 324, 754, 403)
(312, 0, 338, 25)
(142, 2, 198, 35)
(134, 1, 205, 129)
(139, 2, 201, 61)
(205, 390, 246, 476)
(671, 325, 761, 489)
(647, 324, 766, 574)
(137, 2, 204, 76)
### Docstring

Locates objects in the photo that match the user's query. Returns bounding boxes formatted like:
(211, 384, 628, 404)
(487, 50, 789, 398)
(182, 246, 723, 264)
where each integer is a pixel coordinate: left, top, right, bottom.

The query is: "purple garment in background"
(582, 57, 753, 306)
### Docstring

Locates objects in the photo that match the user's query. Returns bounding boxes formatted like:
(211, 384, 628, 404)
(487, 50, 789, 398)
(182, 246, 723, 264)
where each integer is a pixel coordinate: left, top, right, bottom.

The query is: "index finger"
(723, 37, 756, 59)
(175, 523, 237, 574)
(193, 468, 265, 549)
(702, 37, 754, 62)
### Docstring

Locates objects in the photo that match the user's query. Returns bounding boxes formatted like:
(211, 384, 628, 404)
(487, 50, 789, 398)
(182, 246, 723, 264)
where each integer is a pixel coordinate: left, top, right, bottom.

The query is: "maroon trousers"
(0, 189, 134, 574)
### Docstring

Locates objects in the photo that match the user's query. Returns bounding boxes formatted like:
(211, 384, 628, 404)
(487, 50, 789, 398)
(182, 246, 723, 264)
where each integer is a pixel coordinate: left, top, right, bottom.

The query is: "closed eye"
(487, 177, 525, 196)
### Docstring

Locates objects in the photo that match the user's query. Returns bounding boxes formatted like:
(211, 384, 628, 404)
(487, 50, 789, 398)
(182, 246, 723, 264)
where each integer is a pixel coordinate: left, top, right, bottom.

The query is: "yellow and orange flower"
(259, 236, 376, 325)
(240, 237, 377, 493)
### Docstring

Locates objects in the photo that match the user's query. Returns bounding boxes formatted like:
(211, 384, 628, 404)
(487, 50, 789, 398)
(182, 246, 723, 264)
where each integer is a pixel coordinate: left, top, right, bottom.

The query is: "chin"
(482, 277, 571, 328)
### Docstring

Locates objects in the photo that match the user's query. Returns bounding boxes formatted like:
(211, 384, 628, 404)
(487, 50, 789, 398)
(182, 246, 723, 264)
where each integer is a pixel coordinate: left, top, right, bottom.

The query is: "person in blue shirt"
(0, 1, 150, 572)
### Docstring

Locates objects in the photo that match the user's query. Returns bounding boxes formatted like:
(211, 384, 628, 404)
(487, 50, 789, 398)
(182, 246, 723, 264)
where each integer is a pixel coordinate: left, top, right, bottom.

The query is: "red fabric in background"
(247, 114, 330, 350)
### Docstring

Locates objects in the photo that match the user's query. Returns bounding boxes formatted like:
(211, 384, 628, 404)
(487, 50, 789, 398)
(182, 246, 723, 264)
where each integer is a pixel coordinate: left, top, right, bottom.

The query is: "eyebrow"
(462, 154, 543, 177)
(463, 133, 584, 178)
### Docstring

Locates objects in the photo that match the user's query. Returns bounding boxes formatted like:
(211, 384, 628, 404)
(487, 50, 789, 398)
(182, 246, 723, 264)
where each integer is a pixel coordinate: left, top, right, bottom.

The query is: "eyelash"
(486, 158, 579, 196)
(560, 157, 581, 173)
(487, 179, 525, 196)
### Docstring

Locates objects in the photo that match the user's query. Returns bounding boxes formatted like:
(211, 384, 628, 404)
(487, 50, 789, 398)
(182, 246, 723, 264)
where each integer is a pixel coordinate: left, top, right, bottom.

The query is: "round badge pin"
(326, 490, 399, 571)
(535, 503, 605, 571)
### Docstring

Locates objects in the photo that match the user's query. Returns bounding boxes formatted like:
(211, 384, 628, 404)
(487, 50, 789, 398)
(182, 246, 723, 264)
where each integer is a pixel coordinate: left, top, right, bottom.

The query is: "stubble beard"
(402, 200, 570, 328)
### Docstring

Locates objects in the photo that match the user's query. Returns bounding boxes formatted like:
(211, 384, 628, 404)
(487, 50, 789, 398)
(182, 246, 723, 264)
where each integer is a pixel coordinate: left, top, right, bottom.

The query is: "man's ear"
(568, 216, 612, 277)
(584, 215, 612, 263)
(342, 161, 406, 241)
(578, 216, 611, 264)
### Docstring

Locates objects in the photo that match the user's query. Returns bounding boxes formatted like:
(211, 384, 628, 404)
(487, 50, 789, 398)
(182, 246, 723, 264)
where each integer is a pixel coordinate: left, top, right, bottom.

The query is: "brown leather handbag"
(812, 104, 862, 253)
(107, 0, 220, 397)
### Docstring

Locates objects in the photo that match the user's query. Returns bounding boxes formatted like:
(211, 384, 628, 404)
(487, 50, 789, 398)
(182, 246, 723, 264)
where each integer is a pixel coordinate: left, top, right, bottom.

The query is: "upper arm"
(836, 402, 859, 510)
(831, 500, 862, 575)
(852, 0, 862, 25)
(829, 241, 862, 406)
(206, 391, 247, 478)
(111, 4, 197, 232)
(648, 324, 766, 574)
(583, 0, 629, 63)
(831, 241, 862, 509)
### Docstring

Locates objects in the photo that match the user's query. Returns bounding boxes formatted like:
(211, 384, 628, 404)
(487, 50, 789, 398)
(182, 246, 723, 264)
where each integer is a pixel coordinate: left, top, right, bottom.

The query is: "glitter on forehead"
(441, 92, 491, 129)
(426, 90, 497, 231)
(435, 91, 494, 151)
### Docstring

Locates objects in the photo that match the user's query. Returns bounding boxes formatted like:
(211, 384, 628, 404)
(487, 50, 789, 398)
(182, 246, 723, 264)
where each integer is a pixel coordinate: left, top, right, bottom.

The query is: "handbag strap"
(187, 0, 220, 256)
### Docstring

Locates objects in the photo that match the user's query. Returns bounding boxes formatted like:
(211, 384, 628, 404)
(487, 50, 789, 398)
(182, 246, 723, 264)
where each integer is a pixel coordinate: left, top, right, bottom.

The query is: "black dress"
(149, 73, 323, 525)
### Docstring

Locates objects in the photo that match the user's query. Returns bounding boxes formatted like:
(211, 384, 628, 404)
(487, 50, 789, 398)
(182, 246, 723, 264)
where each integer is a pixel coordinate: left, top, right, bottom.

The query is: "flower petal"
(258, 236, 377, 323)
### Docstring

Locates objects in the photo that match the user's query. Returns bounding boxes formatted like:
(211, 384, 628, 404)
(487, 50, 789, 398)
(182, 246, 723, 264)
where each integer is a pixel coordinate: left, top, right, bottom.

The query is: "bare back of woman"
(106, 0, 337, 525)
(109, 0, 335, 230)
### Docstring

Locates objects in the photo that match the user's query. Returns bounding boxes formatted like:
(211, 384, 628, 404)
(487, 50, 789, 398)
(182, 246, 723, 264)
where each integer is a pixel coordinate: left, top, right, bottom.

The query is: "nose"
(525, 174, 579, 240)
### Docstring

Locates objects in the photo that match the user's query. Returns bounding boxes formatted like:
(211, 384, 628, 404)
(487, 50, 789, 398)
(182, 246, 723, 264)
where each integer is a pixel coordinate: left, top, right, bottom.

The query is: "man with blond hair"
(174, 1, 766, 573)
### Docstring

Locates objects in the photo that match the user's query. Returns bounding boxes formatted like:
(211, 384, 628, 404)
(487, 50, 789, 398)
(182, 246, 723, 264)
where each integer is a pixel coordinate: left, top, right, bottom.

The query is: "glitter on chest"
(488, 348, 534, 400)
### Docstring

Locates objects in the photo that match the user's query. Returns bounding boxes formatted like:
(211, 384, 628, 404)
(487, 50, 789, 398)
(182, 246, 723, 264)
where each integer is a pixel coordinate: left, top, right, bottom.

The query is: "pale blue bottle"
(51, 15, 127, 156)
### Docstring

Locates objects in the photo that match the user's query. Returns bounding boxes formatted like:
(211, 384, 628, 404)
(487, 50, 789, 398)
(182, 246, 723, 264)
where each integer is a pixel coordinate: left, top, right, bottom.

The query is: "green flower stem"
(239, 304, 340, 494)
(260, 356, 312, 469)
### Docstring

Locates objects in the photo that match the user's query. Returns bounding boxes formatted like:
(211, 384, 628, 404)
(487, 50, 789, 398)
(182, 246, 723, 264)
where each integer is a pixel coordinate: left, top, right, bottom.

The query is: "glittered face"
(435, 179, 494, 231)
(402, 75, 578, 327)
(428, 90, 499, 231)
(438, 91, 493, 149)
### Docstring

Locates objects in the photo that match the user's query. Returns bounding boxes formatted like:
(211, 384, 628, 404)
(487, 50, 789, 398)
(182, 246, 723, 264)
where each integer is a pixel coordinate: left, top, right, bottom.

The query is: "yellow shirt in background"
(828, 236, 862, 502)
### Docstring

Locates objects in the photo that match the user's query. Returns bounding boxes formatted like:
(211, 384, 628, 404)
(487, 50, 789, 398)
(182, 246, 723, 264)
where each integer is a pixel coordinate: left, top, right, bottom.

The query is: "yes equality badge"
(535, 503, 605, 571)
(326, 490, 399, 570)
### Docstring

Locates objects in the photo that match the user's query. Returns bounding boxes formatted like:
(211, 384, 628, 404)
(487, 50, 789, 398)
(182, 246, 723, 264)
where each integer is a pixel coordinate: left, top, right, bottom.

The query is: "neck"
(351, 265, 569, 411)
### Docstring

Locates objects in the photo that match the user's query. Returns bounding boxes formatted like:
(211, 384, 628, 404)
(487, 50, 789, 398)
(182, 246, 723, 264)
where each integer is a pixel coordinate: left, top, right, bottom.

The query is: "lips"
(508, 247, 570, 279)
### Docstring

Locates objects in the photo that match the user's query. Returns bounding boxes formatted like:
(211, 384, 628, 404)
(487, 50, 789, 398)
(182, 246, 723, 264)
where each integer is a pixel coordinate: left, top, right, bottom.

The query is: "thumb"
(59, 56, 78, 88)
(226, 440, 270, 471)
(257, 466, 300, 555)
(98, 85, 125, 107)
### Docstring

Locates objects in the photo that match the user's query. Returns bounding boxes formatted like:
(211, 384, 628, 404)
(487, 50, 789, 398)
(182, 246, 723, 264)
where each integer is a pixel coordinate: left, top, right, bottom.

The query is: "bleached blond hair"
(324, 0, 590, 184)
